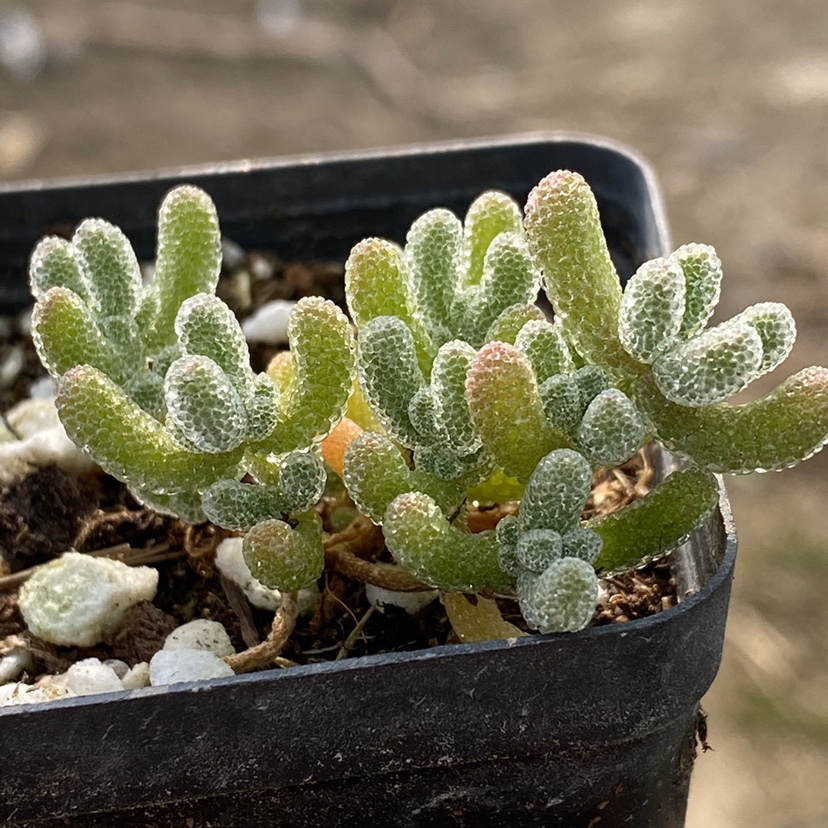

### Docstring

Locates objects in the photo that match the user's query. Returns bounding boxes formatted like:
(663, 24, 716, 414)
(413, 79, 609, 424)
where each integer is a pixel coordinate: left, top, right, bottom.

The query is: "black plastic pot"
(0, 134, 736, 827)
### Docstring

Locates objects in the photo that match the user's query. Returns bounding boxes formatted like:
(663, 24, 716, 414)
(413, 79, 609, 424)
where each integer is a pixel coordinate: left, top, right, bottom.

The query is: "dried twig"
(224, 592, 298, 673)
(324, 515, 431, 592)
(335, 603, 376, 661)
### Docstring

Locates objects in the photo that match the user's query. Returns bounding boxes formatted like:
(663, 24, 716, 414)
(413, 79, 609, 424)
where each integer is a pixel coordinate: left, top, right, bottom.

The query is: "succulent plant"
(28, 171, 828, 644)
(30, 185, 356, 591)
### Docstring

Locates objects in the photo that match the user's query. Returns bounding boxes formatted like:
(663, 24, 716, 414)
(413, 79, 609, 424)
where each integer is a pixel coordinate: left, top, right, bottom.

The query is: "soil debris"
(0, 465, 98, 573)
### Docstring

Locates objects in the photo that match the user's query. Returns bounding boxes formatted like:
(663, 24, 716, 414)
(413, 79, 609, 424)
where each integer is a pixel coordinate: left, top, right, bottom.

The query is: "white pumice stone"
(365, 583, 439, 615)
(215, 537, 320, 614)
(0, 681, 73, 707)
(57, 658, 125, 696)
(149, 649, 235, 686)
(163, 619, 235, 657)
(0, 398, 97, 482)
(241, 299, 296, 344)
(121, 662, 151, 690)
(19, 551, 159, 647)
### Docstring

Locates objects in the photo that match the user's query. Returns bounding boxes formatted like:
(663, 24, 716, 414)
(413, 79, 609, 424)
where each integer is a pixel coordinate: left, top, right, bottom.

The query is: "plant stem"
(224, 592, 299, 673)
(324, 514, 432, 592)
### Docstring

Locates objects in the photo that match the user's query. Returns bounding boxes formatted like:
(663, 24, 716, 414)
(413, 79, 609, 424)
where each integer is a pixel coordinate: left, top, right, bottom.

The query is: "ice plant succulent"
(27, 171, 828, 643)
(341, 172, 828, 636)
(29, 185, 356, 591)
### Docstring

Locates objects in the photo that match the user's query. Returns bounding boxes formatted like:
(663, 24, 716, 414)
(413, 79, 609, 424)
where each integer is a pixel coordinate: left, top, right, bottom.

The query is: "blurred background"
(1, 1, 827, 824)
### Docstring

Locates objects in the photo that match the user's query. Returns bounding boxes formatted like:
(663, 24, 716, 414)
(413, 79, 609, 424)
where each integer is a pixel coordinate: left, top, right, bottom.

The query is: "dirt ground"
(2, 1, 828, 824)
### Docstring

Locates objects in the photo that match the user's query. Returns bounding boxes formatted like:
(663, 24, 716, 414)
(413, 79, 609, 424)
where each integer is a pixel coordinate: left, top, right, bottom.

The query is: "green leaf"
(384, 492, 509, 592)
(57, 365, 243, 494)
(31, 287, 136, 384)
(636, 369, 828, 473)
(467, 341, 568, 482)
(260, 297, 356, 454)
(342, 432, 464, 523)
(148, 185, 222, 349)
(243, 512, 324, 592)
(590, 466, 719, 571)
(405, 208, 462, 344)
(520, 449, 592, 534)
(73, 219, 142, 318)
(524, 170, 639, 376)
(461, 190, 523, 288)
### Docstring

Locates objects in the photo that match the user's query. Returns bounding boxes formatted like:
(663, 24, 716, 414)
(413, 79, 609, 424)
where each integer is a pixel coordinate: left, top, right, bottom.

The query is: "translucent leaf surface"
(460, 233, 540, 345)
(467, 341, 566, 481)
(462, 190, 523, 287)
(484, 303, 546, 345)
(405, 208, 461, 344)
(515, 319, 574, 384)
(149, 185, 222, 349)
(653, 319, 764, 406)
(519, 448, 592, 534)
(561, 527, 603, 564)
(495, 514, 521, 576)
(670, 243, 722, 338)
(164, 355, 247, 453)
(175, 294, 250, 379)
(357, 315, 425, 447)
(29, 236, 89, 302)
(243, 512, 324, 592)
(590, 466, 719, 571)
(73, 219, 142, 318)
(636, 368, 828, 473)
(517, 558, 598, 633)
(383, 492, 508, 592)
(342, 432, 463, 523)
(524, 170, 638, 375)
(539, 374, 583, 434)
(515, 528, 563, 573)
(57, 365, 243, 494)
(731, 302, 796, 377)
(618, 257, 685, 364)
(576, 388, 645, 467)
(261, 297, 356, 454)
(345, 238, 434, 375)
(431, 340, 480, 456)
(31, 287, 135, 384)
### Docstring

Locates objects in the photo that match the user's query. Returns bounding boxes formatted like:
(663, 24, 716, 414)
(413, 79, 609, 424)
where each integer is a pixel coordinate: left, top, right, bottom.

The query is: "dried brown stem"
(224, 592, 299, 674)
(323, 514, 432, 593)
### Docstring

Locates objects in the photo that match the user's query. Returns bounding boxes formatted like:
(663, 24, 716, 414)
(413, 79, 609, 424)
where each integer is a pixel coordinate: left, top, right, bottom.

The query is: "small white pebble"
(0, 399, 96, 482)
(19, 552, 158, 647)
(163, 619, 235, 657)
(241, 299, 296, 344)
(121, 662, 151, 690)
(16, 307, 32, 337)
(365, 583, 439, 615)
(56, 658, 124, 696)
(0, 681, 73, 707)
(149, 649, 235, 686)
